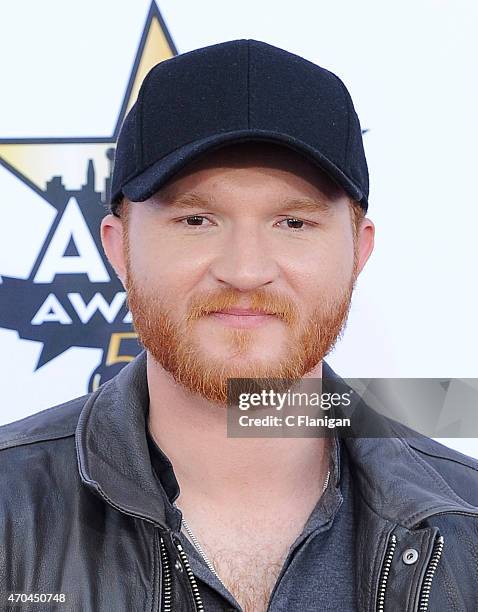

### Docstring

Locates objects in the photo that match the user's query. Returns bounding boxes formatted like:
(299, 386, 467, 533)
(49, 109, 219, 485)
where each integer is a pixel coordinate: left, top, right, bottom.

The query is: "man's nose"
(208, 226, 279, 291)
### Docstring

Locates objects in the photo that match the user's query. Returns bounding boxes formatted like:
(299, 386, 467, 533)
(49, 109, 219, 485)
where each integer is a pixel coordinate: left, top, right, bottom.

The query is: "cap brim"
(121, 129, 366, 209)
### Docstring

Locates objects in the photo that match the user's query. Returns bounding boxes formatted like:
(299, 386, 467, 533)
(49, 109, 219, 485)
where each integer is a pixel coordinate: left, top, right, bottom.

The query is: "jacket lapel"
(75, 351, 173, 528)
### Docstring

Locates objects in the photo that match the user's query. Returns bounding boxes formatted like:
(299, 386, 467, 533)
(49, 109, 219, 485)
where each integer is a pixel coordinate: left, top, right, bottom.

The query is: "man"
(1, 39, 478, 612)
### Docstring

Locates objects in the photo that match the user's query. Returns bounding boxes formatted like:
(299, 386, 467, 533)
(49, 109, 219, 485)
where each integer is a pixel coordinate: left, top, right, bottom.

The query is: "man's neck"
(146, 352, 331, 512)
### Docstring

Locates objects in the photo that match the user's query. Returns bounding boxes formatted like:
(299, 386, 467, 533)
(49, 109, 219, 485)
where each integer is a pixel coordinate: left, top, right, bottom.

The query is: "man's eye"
(277, 218, 311, 230)
(180, 215, 211, 226)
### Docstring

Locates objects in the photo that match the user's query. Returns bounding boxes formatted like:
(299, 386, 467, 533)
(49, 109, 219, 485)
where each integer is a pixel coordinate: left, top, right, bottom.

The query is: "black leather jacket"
(1, 351, 478, 611)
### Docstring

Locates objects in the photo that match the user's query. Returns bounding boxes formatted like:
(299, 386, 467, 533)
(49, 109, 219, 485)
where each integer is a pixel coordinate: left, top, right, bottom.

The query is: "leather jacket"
(1, 350, 478, 611)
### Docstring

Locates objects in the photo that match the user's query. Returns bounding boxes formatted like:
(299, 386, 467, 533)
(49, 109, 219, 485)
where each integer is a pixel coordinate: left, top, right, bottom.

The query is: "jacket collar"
(76, 351, 478, 530)
(76, 350, 172, 528)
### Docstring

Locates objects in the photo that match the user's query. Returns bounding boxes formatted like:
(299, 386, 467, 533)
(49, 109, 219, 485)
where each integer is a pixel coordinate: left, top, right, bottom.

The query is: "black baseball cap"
(110, 39, 369, 215)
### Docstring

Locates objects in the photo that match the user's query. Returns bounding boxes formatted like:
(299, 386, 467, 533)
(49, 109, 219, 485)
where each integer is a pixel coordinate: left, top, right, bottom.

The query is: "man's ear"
(100, 214, 127, 286)
(355, 217, 375, 277)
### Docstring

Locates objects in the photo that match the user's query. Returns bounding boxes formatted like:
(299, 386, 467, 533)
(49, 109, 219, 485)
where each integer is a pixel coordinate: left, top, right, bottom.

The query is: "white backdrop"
(0, 1, 477, 455)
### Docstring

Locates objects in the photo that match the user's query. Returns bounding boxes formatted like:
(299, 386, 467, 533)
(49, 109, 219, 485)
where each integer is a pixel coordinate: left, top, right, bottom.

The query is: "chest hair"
(208, 539, 292, 612)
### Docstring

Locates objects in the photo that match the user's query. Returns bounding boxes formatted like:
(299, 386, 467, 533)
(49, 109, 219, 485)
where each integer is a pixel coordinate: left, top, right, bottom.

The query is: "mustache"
(186, 289, 300, 325)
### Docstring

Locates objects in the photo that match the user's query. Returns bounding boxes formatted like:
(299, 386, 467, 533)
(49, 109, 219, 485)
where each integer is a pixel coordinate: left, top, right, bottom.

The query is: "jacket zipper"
(376, 532, 445, 612)
(173, 538, 206, 612)
(159, 536, 173, 612)
(159, 535, 206, 611)
(416, 535, 444, 612)
(376, 533, 397, 611)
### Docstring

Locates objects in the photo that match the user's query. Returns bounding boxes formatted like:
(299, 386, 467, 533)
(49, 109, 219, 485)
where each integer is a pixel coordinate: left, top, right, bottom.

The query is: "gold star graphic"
(0, 2, 176, 382)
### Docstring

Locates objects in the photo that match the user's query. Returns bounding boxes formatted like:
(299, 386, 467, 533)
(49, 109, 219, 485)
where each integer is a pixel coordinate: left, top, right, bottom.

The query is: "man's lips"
(212, 308, 271, 316)
(207, 308, 276, 328)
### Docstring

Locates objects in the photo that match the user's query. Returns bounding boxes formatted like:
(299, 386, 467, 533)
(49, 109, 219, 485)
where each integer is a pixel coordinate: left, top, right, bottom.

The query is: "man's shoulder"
(393, 420, 478, 473)
(393, 423, 478, 507)
(0, 394, 94, 540)
(407, 431, 478, 472)
(0, 393, 90, 453)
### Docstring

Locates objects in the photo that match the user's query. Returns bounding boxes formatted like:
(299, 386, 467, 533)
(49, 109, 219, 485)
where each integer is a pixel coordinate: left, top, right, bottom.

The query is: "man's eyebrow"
(161, 192, 332, 213)
(276, 197, 332, 214)
(160, 192, 214, 210)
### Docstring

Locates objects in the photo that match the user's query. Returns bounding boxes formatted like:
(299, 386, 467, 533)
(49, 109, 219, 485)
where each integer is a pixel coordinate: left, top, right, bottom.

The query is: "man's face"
(118, 143, 369, 405)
